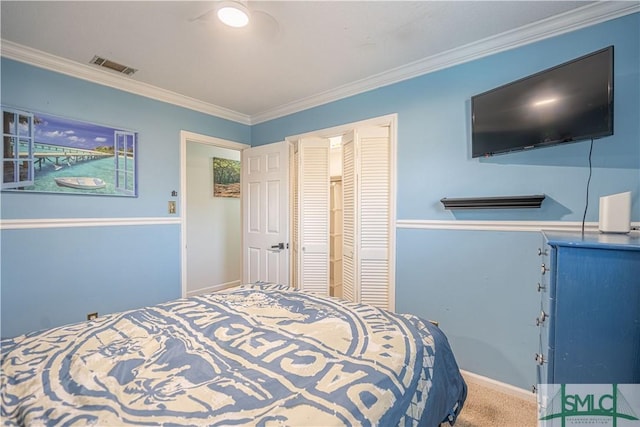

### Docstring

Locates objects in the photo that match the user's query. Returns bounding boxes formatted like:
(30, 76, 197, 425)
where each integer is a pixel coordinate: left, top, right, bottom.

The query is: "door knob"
(271, 242, 285, 250)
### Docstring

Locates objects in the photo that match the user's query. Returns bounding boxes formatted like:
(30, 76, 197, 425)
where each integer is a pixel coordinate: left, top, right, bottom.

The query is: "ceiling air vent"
(90, 56, 137, 76)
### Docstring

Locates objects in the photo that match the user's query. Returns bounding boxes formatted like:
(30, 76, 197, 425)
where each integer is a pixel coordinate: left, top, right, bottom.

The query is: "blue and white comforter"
(1, 283, 466, 426)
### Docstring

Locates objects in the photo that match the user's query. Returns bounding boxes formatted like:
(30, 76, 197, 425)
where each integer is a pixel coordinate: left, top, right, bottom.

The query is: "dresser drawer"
(540, 231, 640, 385)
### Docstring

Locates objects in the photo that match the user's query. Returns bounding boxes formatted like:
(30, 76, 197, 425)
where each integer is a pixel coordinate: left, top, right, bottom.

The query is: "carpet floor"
(454, 375, 537, 426)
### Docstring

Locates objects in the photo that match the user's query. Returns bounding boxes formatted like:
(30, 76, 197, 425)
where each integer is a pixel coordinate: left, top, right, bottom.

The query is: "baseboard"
(185, 280, 241, 297)
(460, 370, 536, 403)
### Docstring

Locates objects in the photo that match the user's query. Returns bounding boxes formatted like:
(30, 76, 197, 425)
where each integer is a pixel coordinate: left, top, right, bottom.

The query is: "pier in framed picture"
(1, 106, 137, 197)
(212, 157, 240, 198)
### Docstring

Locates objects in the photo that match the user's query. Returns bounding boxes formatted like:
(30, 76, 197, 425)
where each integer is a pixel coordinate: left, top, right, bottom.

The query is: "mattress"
(1, 283, 466, 426)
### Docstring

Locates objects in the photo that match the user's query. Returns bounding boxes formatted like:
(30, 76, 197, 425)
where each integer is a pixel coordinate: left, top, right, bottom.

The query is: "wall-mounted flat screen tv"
(471, 46, 613, 158)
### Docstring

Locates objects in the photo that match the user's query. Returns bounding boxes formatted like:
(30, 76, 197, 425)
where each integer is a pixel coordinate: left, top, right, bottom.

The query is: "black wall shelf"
(440, 194, 545, 210)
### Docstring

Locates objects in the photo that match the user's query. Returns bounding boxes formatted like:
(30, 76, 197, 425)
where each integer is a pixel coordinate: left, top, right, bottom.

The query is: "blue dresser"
(536, 231, 640, 385)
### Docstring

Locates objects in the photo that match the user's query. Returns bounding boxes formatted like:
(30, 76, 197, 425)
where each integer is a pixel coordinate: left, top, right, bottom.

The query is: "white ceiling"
(1, 1, 637, 124)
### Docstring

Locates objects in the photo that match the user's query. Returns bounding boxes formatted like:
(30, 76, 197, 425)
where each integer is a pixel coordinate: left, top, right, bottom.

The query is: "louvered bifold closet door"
(341, 132, 357, 303)
(291, 143, 299, 289)
(358, 126, 391, 309)
(298, 138, 330, 295)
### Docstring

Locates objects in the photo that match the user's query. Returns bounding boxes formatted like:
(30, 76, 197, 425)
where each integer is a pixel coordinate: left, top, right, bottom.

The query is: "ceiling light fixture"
(217, 1, 250, 28)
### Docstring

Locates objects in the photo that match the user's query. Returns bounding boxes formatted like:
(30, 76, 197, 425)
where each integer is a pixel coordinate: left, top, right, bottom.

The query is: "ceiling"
(1, 1, 637, 124)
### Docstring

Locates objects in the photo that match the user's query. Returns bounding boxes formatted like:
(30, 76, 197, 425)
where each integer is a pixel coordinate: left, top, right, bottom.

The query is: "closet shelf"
(440, 194, 545, 210)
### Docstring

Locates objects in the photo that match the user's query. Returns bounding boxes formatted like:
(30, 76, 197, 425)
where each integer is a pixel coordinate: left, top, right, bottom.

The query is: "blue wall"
(252, 14, 639, 222)
(1, 225, 181, 333)
(1, 13, 638, 390)
(0, 59, 250, 219)
(0, 58, 250, 337)
(251, 13, 640, 389)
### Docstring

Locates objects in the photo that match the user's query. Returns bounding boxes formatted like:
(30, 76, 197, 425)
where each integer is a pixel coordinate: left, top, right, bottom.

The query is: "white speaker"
(599, 191, 631, 234)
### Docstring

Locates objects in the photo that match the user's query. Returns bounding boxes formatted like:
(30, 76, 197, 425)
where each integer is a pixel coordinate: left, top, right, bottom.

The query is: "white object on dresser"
(598, 191, 631, 233)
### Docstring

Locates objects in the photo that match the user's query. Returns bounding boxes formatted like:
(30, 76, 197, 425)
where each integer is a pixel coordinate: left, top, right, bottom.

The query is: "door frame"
(285, 113, 397, 309)
(179, 130, 249, 298)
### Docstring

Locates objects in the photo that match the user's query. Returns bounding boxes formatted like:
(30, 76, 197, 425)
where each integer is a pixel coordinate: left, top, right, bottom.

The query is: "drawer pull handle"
(535, 353, 546, 365)
(535, 311, 548, 326)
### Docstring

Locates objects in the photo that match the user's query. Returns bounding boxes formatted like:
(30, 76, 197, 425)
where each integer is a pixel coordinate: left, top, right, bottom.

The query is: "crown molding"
(251, 1, 640, 124)
(0, 40, 252, 125)
(2, 2, 638, 126)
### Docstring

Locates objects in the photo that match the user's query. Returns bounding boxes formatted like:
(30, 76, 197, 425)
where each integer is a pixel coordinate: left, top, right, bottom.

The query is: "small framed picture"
(212, 157, 240, 198)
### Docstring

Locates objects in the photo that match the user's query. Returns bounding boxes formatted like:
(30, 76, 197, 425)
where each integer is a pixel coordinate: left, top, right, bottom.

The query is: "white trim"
(285, 114, 398, 142)
(0, 217, 180, 230)
(461, 369, 536, 403)
(4, 217, 635, 234)
(179, 130, 249, 299)
(396, 219, 640, 233)
(1, 41, 251, 125)
(179, 131, 250, 151)
(185, 280, 241, 298)
(2, 2, 636, 125)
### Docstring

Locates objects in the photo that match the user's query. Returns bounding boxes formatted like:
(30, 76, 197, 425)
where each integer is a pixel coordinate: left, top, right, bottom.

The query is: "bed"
(1, 283, 466, 426)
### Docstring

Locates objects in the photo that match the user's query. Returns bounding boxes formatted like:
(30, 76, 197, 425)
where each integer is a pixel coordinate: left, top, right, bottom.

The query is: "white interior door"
(242, 141, 289, 285)
(296, 137, 330, 295)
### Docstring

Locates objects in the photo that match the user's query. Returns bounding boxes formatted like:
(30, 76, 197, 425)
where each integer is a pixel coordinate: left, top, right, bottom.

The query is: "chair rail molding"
(395, 219, 640, 233)
(0, 217, 181, 230)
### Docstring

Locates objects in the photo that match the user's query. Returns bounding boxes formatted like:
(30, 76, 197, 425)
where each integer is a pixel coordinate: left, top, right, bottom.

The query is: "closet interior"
(329, 137, 343, 298)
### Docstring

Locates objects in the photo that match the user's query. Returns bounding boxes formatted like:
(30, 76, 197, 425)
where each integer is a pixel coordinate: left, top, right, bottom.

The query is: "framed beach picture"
(1, 106, 137, 197)
(212, 157, 240, 198)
